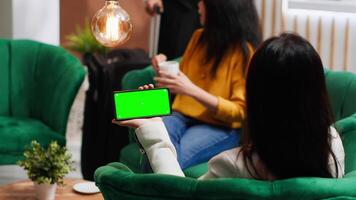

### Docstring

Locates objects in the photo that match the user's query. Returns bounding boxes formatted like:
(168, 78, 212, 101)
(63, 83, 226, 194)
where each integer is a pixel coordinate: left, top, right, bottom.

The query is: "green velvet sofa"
(0, 39, 85, 165)
(94, 67, 356, 199)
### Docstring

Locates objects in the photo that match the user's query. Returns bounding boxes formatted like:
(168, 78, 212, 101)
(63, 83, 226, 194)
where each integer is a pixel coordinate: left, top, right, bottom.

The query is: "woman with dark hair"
(113, 33, 344, 179)
(146, 0, 262, 170)
(240, 33, 343, 179)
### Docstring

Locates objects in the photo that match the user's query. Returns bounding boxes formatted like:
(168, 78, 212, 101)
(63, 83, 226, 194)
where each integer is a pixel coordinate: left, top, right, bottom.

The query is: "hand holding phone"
(113, 86, 171, 121)
(112, 84, 168, 128)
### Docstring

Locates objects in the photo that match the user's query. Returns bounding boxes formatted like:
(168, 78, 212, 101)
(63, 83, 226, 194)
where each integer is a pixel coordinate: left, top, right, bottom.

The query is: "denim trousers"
(162, 112, 240, 169)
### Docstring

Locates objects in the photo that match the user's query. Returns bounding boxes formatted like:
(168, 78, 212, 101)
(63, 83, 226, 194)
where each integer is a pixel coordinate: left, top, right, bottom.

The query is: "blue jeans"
(162, 112, 240, 169)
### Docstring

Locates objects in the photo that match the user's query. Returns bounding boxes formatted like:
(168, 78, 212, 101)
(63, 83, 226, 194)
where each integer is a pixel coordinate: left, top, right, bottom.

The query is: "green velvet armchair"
(0, 39, 85, 165)
(94, 66, 356, 199)
(95, 114, 356, 200)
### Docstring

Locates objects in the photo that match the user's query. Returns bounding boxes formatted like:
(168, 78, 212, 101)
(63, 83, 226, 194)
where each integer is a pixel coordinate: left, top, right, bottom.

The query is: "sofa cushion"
(184, 163, 208, 178)
(0, 116, 65, 164)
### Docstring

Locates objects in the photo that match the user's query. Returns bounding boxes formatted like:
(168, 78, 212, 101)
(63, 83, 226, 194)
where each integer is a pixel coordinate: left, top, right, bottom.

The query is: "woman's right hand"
(151, 54, 167, 75)
(112, 84, 162, 129)
(145, 0, 164, 16)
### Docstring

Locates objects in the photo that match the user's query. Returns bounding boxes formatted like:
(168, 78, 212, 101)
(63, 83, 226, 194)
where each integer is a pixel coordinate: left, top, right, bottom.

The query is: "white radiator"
(255, 0, 356, 72)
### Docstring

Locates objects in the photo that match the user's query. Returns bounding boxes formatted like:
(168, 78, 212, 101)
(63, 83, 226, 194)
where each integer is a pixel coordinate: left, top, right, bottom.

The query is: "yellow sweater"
(172, 29, 253, 128)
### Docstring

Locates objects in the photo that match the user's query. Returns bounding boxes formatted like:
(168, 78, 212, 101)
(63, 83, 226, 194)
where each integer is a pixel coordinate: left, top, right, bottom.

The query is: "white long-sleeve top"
(135, 121, 345, 180)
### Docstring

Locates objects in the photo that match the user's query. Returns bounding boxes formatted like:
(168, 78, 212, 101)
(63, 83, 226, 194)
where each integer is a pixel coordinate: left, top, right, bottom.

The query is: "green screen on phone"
(113, 88, 171, 120)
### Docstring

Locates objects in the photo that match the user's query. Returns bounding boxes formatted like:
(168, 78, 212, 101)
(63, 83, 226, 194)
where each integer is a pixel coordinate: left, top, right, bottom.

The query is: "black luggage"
(81, 49, 151, 180)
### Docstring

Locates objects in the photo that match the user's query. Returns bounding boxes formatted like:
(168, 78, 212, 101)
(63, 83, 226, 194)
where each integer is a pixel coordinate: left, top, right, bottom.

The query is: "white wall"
(0, 0, 60, 46)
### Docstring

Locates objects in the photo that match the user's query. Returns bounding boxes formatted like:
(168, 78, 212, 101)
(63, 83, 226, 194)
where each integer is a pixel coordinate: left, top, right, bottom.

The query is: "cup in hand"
(158, 61, 179, 75)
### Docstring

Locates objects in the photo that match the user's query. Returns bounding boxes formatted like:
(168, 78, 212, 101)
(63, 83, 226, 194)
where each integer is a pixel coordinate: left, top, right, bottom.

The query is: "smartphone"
(113, 88, 172, 120)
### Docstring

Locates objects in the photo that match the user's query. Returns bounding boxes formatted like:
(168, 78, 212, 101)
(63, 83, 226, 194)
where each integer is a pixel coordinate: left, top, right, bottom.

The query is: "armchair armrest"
(94, 162, 356, 200)
(335, 113, 356, 135)
(335, 114, 356, 173)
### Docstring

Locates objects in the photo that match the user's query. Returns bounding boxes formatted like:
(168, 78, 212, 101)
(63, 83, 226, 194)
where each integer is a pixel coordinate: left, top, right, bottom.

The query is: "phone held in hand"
(113, 88, 172, 121)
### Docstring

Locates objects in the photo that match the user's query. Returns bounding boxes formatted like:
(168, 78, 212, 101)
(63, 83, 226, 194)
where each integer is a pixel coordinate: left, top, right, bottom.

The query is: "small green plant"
(65, 19, 109, 54)
(17, 140, 74, 185)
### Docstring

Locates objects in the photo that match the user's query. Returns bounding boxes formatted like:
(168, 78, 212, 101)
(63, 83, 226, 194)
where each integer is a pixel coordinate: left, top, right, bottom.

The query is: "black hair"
(242, 33, 338, 179)
(198, 0, 261, 77)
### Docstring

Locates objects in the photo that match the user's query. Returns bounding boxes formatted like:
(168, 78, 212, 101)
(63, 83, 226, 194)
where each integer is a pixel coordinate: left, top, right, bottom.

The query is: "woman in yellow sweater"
(151, 0, 261, 169)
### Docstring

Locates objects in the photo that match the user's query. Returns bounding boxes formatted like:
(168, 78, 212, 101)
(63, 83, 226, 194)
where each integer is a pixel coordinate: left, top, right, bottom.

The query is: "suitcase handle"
(149, 5, 162, 57)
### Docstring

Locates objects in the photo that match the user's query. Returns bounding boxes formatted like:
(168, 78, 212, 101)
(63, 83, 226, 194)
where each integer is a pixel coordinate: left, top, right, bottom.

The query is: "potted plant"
(65, 19, 109, 56)
(17, 140, 74, 200)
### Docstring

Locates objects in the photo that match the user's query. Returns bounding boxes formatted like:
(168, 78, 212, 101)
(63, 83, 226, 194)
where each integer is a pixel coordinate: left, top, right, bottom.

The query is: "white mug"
(158, 61, 180, 75)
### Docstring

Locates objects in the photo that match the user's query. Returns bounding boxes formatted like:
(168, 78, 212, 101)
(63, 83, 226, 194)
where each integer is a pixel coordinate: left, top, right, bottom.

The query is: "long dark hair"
(198, 0, 261, 76)
(242, 33, 338, 179)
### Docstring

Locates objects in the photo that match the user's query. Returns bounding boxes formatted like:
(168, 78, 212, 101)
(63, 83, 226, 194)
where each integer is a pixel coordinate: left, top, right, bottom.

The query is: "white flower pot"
(34, 182, 57, 200)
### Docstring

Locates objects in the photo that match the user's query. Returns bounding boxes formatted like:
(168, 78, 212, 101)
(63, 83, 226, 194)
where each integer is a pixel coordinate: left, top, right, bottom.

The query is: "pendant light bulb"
(91, 0, 133, 47)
